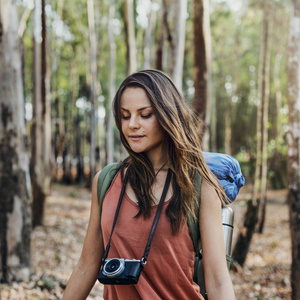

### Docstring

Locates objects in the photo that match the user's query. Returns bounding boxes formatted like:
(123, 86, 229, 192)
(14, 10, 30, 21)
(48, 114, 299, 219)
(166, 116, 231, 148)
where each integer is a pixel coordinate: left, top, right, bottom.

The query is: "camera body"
(98, 258, 143, 285)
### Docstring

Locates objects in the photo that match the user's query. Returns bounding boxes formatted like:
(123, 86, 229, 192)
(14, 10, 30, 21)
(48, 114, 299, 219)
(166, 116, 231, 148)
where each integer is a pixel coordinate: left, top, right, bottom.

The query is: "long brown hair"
(113, 70, 227, 234)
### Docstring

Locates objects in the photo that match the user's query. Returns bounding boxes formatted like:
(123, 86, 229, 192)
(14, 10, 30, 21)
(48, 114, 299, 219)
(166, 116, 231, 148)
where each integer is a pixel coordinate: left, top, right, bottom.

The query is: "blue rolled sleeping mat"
(203, 152, 245, 202)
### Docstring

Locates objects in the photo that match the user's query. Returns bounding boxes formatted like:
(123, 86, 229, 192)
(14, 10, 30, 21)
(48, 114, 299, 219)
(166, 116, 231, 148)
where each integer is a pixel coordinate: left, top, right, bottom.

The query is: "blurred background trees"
(1, 0, 299, 297)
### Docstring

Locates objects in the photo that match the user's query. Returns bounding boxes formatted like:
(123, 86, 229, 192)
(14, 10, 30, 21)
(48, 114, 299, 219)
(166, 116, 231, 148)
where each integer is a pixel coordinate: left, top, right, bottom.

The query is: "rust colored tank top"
(101, 171, 205, 300)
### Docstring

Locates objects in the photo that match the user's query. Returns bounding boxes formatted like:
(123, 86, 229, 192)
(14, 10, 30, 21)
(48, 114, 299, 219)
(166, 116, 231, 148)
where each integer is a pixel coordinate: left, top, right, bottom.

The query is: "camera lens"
(103, 259, 125, 278)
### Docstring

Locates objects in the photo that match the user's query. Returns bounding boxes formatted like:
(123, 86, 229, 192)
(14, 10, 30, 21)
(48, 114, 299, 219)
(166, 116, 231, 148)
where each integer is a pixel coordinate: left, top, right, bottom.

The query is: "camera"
(98, 258, 144, 285)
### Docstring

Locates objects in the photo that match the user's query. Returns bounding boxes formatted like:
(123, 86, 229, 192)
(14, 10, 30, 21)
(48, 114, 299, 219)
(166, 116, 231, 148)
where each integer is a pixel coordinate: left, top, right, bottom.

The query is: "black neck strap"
(102, 167, 172, 266)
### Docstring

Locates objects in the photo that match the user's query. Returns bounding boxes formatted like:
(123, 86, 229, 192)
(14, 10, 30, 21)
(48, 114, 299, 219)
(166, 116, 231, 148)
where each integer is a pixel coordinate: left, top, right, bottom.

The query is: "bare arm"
(200, 180, 236, 300)
(63, 172, 104, 300)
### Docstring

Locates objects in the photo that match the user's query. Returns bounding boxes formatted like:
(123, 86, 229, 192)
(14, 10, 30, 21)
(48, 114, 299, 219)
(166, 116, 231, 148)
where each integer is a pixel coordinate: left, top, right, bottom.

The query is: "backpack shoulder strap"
(187, 171, 202, 253)
(97, 162, 123, 217)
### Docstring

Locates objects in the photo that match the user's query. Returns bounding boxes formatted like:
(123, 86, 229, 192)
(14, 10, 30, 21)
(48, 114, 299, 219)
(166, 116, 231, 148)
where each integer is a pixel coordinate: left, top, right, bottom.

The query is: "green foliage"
(19, 0, 291, 188)
(270, 241, 278, 248)
(209, 0, 290, 188)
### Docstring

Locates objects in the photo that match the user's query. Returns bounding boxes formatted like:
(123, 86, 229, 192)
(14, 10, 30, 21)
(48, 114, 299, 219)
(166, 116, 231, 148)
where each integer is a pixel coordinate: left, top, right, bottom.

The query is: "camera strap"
(102, 166, 172, 266)
(102, 165, 131, 263)
(141, 168, 172, 265)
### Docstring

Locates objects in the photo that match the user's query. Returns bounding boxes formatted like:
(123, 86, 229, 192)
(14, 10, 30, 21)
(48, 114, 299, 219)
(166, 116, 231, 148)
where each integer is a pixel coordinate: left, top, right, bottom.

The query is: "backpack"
(97, 154, 244, 297)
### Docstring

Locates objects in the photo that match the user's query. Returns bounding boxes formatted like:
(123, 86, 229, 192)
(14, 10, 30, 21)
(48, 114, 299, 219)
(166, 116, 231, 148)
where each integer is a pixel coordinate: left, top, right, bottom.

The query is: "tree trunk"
(273, 53, 282, 139)
(87, 0, 99, 186)
(287, 0, 300, 298)
(155, 5, 166, 71)
(193, 0, 211, 149)
(224, 105, 232, 155)
(124, 0, 137, 75)
(232, 200, 259, 265)
(171, 0, 187, 91)
(0, 0, 31, 282)
(18, 7, 32, 38)
(107, 0, 116, 165)
(257, 0, 271, 233)
(143, 0, 153, 69)
(31, 0, 52, 227)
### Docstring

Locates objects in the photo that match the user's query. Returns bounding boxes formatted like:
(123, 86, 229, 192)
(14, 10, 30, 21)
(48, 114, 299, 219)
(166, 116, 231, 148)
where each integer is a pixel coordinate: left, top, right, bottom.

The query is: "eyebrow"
(121, 106, 152, 112)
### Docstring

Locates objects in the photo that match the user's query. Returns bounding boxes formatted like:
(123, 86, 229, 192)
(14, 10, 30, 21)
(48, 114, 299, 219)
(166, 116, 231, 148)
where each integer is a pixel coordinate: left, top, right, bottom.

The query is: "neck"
(149, 155, 169, 170)
(154, 160, 169, 176)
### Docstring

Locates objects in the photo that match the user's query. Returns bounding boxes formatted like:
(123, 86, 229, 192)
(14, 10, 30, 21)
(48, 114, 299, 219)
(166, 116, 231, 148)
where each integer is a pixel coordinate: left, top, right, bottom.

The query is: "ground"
(0, 185, 291, 299)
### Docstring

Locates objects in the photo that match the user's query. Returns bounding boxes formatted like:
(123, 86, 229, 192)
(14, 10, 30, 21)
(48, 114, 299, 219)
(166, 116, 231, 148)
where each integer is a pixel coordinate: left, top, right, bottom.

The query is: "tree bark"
(107, 0, 116, 165)
(124, 0, 137, 75)
(257, 0, 271, 233)
(143, 0, 153, 69)
(87, 0, 99, 186)
(31, 0, 52, 227)
(224, 105, 232, 155)
(193, 0, 211, 149)
(155, 4, 166, 71)
(0, 0, 31, 282)
(273, 53, 282, 139)
(232, 200, 259, 266)
(287, 0, 300, 298)
(171, 0, 187, 91)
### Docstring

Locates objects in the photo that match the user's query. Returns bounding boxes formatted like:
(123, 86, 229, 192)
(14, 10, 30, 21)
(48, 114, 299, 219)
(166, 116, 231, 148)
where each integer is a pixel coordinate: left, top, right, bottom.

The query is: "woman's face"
(120, 87, 164, 161)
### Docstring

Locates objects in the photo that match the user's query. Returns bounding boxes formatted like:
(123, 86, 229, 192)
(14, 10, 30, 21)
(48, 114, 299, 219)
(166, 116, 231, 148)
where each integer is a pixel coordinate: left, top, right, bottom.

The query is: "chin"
(130, 147, 146, 154)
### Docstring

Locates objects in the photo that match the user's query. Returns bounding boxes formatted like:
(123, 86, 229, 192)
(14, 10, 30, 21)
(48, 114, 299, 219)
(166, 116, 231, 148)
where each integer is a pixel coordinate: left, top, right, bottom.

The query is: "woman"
(63, 70, 236, 299)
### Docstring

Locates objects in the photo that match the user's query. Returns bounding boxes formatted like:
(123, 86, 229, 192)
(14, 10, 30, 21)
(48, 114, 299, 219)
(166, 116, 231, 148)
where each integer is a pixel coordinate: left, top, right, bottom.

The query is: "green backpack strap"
(97, 162, 123, 218)
(186, 172, 206, 295)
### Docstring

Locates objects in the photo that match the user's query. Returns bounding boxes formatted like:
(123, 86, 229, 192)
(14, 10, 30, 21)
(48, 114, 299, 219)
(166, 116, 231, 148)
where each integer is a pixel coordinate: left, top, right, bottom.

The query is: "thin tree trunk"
(287, 0, 300, 298)
(193, 0, 211, 149)
(0, 0, 31, 282)
(18, 7, 32, 38)
(31, 0, 52, 227)
(232, 200, 259, 265)
(143, 0, 153, 69)
(252, 43, 263, 207)
(257, 0, 271, 233)
(155, 5, 165, 71)
(124, 0, 137, 75)
(273, 53, 282, 139)
(87, 0, 99, 186)
(171, 0, 187, 91)
(107, 0, 116, 165)
(224, 105, 232, 155)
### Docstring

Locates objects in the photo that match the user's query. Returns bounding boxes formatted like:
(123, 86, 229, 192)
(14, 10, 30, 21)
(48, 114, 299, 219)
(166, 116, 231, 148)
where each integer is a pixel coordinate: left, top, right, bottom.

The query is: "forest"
(0, 0, 300, 299)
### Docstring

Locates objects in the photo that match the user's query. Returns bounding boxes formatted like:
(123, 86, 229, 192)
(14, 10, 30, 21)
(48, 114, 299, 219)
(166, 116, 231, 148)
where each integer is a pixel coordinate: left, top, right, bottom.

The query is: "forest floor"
(0, 185, 291, 300)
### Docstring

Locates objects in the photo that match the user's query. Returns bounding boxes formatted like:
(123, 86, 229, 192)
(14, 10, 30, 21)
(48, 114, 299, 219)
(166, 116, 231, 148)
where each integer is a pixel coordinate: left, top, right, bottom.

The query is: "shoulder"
(95, 162, 123, 204)
(96, 162, 123, 186)
(200, 179, 222, 215)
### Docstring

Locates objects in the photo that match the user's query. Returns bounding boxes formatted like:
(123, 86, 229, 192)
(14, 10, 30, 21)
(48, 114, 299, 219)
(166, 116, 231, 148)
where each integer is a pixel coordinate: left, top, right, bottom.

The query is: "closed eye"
(141, 113, 152, 119)
(121, 115, 130, 120)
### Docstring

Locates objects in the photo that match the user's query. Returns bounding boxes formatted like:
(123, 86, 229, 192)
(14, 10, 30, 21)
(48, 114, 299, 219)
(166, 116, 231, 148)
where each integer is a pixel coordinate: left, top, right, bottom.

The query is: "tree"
(193, 0, 211, 149)
(143, 0, 153, 69)
(287, 0, 300, 298)
(256, 0, 272, 233)
(106, 0, 116, 165)
(124, 0, 137, 75)
(153, 0, 187, 91)
(0, 0, 31, 282)
(87, 0, 99, 185)
(170, 0, 188, 91)
(31, 0, 52, 227)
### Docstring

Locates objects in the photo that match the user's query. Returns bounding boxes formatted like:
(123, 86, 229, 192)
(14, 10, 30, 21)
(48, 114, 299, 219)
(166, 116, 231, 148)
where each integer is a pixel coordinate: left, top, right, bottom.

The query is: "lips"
(129, 135, 145, 141)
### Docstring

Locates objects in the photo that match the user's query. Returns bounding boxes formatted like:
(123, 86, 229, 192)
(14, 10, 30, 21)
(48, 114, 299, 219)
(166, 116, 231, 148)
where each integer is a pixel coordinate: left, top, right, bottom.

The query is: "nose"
(128, 115, 140, 129)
